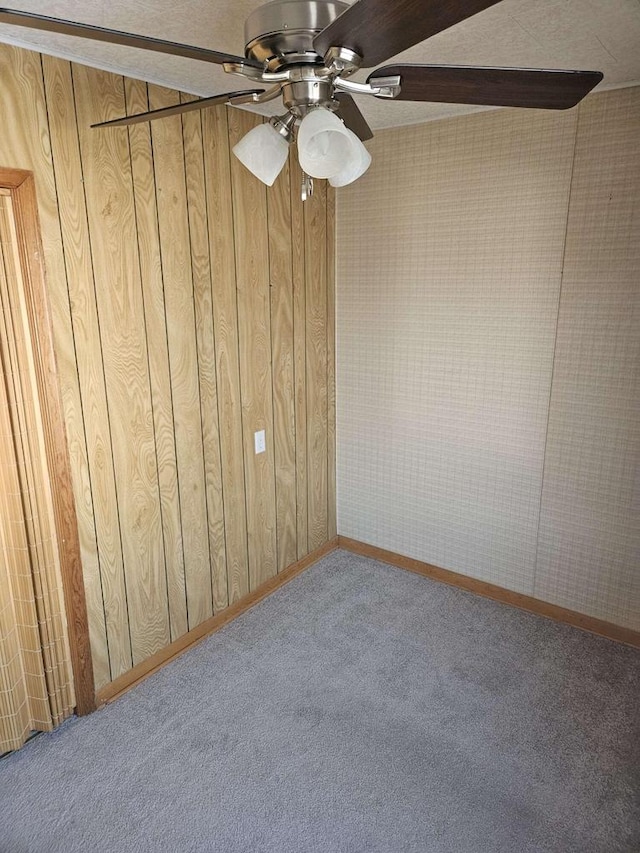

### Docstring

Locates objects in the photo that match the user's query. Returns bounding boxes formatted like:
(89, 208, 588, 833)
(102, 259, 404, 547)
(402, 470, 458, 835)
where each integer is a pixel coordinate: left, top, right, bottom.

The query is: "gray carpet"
(2, 549, 639, 853)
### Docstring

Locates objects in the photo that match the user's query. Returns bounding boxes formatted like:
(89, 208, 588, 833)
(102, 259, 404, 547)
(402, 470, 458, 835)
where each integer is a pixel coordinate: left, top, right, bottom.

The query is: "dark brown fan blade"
(0, 7, 261, 68)
(91, 90, 265, 128)
(314, 0, 503, 69)
(335, 93, 374, 141)
(368, 65, 603, 109)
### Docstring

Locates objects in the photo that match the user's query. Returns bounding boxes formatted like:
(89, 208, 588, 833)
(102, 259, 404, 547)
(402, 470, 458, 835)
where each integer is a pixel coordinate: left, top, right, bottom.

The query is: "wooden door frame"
(0, 167, 95, 715)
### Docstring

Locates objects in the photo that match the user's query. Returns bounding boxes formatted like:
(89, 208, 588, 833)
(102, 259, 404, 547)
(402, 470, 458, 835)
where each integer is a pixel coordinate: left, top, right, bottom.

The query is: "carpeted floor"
(2, 549, 639, 853)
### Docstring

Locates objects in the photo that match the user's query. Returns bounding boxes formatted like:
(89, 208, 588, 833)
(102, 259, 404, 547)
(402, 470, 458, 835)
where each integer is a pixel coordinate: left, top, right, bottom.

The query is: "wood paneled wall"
(0, 44, 335, 691)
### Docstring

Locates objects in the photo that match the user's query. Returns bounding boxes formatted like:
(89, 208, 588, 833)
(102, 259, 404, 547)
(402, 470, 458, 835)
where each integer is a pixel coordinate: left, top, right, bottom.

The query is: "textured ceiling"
(1, 0, 639, 129)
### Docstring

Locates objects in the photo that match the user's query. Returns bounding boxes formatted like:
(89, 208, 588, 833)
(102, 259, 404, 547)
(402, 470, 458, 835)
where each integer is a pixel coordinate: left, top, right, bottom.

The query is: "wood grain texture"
(1, 43, 336, 697)
(228, 111, 278, 591)
(8, 172, 95, 714)
(202, 104, 249, 605)
(148, 83, 211, 629)
(368, 65, 602, 109)
(268, 153, 297, 572)
(73, 65, 170, 666)
(0, 48, 104, 699)
(339, 537, 640, 648)
(40, 60, 107, 697)
(97, 537, 339, 706)
(125, 77, 187, 642)
(180, 92, 228, 614)
(290, 152, 308, 559)
(326, 186, 337, 541)
(41, 57, 121, 687)
(305, 179, 329, 550)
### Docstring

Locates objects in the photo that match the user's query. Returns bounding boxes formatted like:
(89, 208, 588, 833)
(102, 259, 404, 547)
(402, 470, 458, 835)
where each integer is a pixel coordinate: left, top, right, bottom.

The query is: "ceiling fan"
(0, 1, 603, 194)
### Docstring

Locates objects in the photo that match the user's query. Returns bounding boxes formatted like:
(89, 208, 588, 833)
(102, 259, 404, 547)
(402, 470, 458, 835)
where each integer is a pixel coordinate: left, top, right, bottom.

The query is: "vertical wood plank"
(326, 185, 337, 540)
(290, 153, 308, 558)
(148, 84, 212, 628)
(305, 180, 329, 550)
(41, 56, 123, 686)
(1, 44, 336, 694)
(73, 65, 169, 665)
(180, 92, 228, 613)
(0, 48, 105, 694)
(124, 78, 187, 641)
(202, 105, 249, 604)
(227, 111, 278, 590)
(267, 153, 297, 571)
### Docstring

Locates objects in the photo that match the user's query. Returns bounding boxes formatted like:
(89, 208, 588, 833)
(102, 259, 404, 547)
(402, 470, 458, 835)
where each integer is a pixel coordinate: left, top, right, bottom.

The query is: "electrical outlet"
(254, 429, 266, 454)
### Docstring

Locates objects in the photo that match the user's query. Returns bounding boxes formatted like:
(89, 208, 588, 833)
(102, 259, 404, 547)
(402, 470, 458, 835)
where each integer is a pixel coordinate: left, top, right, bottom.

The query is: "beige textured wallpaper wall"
(336, 86, 639, 631)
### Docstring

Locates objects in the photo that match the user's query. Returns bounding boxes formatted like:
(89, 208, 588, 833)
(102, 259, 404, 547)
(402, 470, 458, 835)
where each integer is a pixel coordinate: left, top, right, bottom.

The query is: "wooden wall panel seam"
(73, 66, 169, 667)
(201, 105, 249, 606)
(39, 57, 111, 691)
(124, 80, 174, 643)
(72, 67, 136, 676)
(69, 63, 136, 680)
(124, 78, 185, 643)
(326, 186, 336, 541)
(1, 45, 336, 693)
(266, 156, 281, 575)
(291, 155, 308, 558)
(179, 92, 228, 615)
(148, 83, 211, 631)
(267, 147, 297, 573)
(195, 105, 232, 614)
(304, 180, 329, 551)
(227, 109, 277, 592)
(221, 106, 251, 603)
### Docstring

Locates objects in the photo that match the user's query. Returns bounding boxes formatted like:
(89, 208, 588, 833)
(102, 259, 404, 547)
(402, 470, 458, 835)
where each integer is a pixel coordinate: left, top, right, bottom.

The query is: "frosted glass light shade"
(232, 122, 290, 186)
(329, 129, 371, 187)
(297, 107, 358, 179)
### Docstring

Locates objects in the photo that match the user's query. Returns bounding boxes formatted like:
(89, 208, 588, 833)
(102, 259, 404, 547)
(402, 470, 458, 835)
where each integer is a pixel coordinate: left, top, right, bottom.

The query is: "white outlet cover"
(254, 429, 266, 454)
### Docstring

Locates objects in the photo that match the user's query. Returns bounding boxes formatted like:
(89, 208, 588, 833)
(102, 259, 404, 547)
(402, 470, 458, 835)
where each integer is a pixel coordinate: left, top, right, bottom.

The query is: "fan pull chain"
(301, 172, 314, 202)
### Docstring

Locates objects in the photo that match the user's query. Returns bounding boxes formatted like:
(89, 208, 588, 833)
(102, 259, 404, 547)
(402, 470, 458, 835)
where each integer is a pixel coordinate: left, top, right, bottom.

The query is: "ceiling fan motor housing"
(244, 0, 349, 71)
(0, 1, 603, 156)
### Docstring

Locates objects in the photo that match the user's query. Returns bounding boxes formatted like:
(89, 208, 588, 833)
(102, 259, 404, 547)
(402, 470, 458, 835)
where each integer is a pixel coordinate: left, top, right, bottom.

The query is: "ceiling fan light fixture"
(232, 120, 290, 186)
(329, 128, 372, 187)
(0, 2, 604, 199)
(297, 107, 359, 180)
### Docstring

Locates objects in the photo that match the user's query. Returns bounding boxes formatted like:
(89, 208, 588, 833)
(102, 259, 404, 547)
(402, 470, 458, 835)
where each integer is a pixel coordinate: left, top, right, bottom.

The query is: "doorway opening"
(0, 168, 94, 754)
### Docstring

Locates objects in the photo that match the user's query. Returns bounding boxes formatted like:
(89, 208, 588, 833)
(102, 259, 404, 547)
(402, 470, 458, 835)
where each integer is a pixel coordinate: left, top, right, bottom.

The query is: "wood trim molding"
(338, 537, 640, 648)
(97, 537, 340, 706)
(1, 167, 96, 714)
(0, 167, 31, 189)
